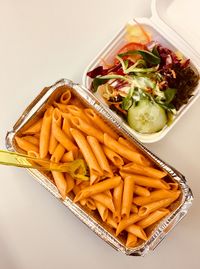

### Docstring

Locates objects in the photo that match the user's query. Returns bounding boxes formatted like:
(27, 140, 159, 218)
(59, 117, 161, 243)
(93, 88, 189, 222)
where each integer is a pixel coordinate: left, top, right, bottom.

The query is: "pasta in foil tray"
(6, 79, 193, 255)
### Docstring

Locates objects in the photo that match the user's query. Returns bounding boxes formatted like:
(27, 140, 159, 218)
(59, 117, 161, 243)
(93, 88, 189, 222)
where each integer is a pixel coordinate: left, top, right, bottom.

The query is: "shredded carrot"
(113, 103, 127, 115)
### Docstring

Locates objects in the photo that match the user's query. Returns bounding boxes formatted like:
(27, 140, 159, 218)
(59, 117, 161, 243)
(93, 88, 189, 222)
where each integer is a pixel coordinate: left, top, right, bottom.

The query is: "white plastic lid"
(151, 0, 200, 55)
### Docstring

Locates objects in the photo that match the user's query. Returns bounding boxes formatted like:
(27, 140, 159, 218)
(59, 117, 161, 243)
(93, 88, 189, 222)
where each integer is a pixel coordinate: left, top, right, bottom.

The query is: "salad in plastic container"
(85, 22, 199, 141)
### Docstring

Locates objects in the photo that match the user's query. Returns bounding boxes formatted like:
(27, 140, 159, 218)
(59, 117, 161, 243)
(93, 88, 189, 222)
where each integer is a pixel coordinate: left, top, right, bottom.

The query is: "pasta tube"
(103, 133, 150, 166)
(103, 145, 124, 167)
(92, 193, 115, 213)
(106, 214, 118, 229)
(15, 136, 39, 153)
(50, 144, 65, 163)
(120, 172, 170, 190)
(66, 174, 75, 193)
(70, 128, 103, 184)
(62, 117, 74, 141)
(87, 136, 113, 177)
(23, 136, 39, 146)
(169, 182, 179, 191)
(126, 225, 147, 241)
(118, 137, 139, 152)
(61, 151, 74, 162)
(64, 105, 91, 124)
(137, 208, 170, 229)
(85, 199, 97, 210)
(60, 90, 71, 104)
(53, 102, 69, 113)
(74, 176, 121, 202)
(52, 124, 78, 154)
(116, 214, 144, 236)
(70, 117, 104, 143)
(126, 233, 138, 248)
(121, 176, 135, 218)
(133, 189, 179, 206)
(121, 162, 167, 178)
(131, 204, 138, 214)
(84, 108, 119, 139)
(95, 201, 109, 221)
(49, 108, 62, 154)
(113, 181, 123, 223)
(52, 171, 67, 199)
(39, 106, 54, 158)
(138, 192, 180, 217)
(23, 118, 42, 134)
(135, 185, 150, 197)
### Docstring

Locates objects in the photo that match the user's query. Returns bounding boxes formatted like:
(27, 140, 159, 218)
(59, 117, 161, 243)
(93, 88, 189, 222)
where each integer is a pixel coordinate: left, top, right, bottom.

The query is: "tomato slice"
(117, 42, 146, 54)
(114, 42, 146, 64)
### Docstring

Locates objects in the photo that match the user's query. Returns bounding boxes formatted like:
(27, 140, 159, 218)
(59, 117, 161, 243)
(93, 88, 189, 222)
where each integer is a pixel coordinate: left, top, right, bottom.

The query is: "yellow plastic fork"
(0, 150, 89, 180)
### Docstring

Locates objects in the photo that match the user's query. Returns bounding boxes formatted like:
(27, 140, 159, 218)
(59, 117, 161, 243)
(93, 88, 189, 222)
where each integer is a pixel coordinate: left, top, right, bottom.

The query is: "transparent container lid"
(151, 0, 200, 57)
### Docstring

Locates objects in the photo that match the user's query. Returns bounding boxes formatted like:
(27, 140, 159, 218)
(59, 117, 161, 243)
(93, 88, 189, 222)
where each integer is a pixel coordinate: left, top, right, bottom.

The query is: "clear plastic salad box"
(82, 0, 200, 143)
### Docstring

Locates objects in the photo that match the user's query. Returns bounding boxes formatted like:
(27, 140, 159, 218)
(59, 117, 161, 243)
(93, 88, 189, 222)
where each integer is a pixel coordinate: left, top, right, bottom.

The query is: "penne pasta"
(74, 176, 121, 202)
(126, 233, 138, 248)
(135, 185, 150, 197)
(113, 181, 123, 223)
(120, 172, 170, 190)
(106, 214, 118, 229)
(66, 174, 75, 193)
(50, 143, 65, 163)
(52, 124, 78, 155)
(138, 192, 181, 217)
(131, 204, 138, 214)
(118, 137, 139, 152)
(121, 162, 167, 179)
(49, 108, 62, 154)
(52, 171, 67, 199)
(70, 128, 103, 184)
(169, 182, 179, 191)
(137, 208, 170, 229)
(121, 176, 135, 218)
(62, 117, 74, 141)
(104, 190, 112, 198)
(34, 133, 40, 139)
(61, 151, 74, 162)
(39, 106, 54, 158)
(133, 189, 180, 206)
(95, 201, 109, 221)
(92, 193, 115, 213)
(103, 133, 150, 166)
(15, 136, 39, 153)
(85, 198, 97, 210)
(64, 105, 91, 124)
(84, 108, 119, 140)
(17, 87, 181, 248)
(103, 145, 124, 167)
(53, 101, 69, 113)
(60, 90, 71, 105)
(87, 136, 113, 177)
(73, 184, 81, 195)
(23, 118, 42, 134)
(69, 97, 85, 108)
(23, 136, 39, 146)
(116, 214, 144, 236)
(126, 225, 147, 241)
(70, 117, 104, 143)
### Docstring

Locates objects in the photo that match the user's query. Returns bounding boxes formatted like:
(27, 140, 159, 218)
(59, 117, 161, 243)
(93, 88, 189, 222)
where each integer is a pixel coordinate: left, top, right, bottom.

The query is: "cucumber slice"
(127, 100, 167, 134)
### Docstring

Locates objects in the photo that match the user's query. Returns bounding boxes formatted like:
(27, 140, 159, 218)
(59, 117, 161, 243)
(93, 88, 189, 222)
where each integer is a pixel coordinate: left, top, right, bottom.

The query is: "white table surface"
(0, 0, 200, 268)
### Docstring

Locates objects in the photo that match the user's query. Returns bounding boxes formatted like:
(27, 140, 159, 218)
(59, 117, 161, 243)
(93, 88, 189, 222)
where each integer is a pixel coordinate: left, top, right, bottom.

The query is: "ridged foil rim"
(5, 78, 193, 256)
